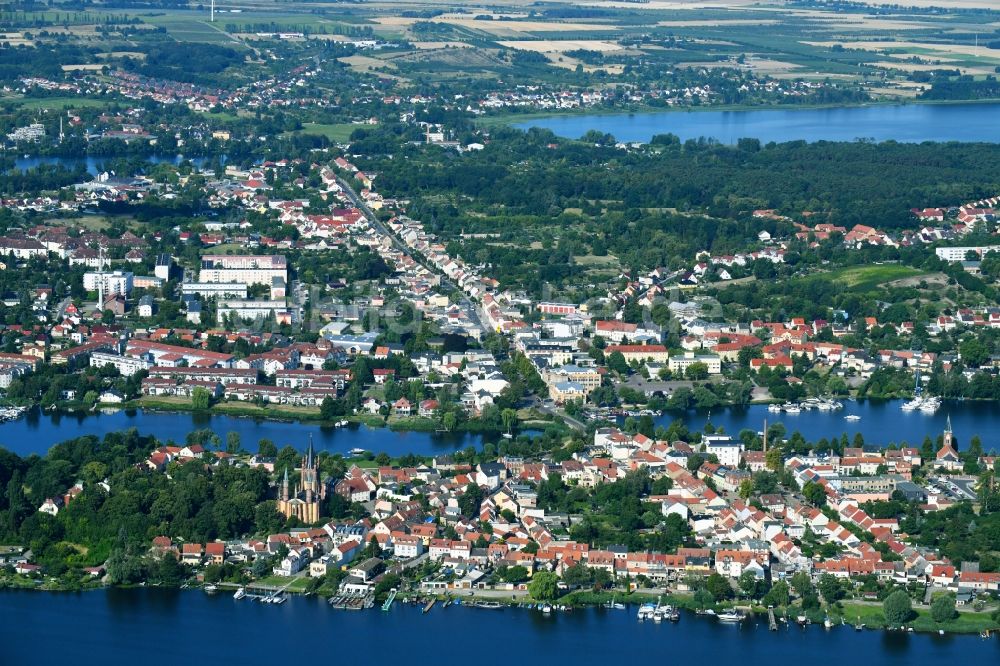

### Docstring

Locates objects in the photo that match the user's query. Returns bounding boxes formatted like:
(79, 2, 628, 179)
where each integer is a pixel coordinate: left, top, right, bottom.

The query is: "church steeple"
(281, 467, 289, 502)
(943, 414, 954, 451)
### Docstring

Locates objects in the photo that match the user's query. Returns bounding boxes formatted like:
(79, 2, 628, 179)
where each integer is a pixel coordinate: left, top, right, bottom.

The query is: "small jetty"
(423, 598, 437, 614)
(329, 593, 374, 610)
(768, 607, 778, 631)
(381, 587, 398, 611)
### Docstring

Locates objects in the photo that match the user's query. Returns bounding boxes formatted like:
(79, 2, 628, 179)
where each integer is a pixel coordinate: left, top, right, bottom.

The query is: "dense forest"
(372, 127, 1000, 230)
(0, 430, 298, 578)
(359, 127, 1000, 292)
(125, 41, 246, 85)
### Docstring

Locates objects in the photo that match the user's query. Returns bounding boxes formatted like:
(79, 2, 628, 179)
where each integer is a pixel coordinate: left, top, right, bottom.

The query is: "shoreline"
(0, 584, 994, 636)
(478, 97, 1000, 130)
(22, 400, 564, 439)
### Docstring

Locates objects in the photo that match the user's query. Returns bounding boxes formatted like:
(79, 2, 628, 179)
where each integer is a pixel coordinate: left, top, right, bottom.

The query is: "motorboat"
(717, 610, 746, 623)
(919, 396, 941, 413)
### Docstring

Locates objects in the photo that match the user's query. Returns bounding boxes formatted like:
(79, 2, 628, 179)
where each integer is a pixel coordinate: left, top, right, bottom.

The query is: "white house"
(703, 435, 741, 467)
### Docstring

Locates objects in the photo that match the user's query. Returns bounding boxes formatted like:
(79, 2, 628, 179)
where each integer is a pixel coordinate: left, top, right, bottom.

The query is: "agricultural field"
(2, 0, 999, 101)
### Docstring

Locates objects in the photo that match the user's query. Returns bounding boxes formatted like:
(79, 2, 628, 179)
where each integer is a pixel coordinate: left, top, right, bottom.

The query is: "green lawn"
(837, 601, 1000, 634)
(255, 576, 313, 593)
(797, 265, 925, 293)
(2, 96, 110, 111)
(294, 123, 361, 143)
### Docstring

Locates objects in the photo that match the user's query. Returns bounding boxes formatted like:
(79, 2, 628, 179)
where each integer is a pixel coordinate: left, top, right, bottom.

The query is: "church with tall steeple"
(935, 415, 962, 471)
(277, 436, 325, 524)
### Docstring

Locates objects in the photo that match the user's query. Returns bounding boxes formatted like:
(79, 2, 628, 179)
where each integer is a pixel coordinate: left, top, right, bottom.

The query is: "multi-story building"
(217, 300, 291, 324)
(935, 246, 1000, 262)
(181, 282, 249, 299)
(543, 364, 601, 394)
(668, 351, 722, 375)
(605, 344, 670, 364)
(199, 254, 287, 286)
(154, 254, 173, 280)
(83, 271, 133, 296)
(90, 351, 154, 377)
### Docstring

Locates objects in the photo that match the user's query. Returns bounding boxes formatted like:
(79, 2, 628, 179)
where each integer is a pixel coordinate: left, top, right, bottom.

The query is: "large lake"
(11, 154, 218, 175)
(1, 589, 996, 665)
(0, 400, 995, 458)
(649, 399, 1000, 450)
(0, 408, 496, 458)
(515, 102, 1000, 144)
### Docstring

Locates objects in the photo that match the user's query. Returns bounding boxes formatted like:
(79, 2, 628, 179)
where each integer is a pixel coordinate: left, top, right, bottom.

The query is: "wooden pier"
(423, 598, 437, 614)
(768, 608, 778, 631)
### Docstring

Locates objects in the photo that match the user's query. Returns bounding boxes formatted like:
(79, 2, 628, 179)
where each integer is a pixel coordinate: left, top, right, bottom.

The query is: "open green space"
(294, 122, 360, 143)
(796, 265, 926, 294)
(837, 601, 1000, 634)
(254, 576, 313, 592)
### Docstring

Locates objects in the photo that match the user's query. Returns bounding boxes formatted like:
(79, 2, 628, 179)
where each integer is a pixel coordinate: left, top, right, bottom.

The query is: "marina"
(4, 589, 996, 665)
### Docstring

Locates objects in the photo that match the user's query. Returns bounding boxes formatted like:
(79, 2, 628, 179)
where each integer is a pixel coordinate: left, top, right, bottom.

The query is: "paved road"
(54, 296, 72, 321)
(335, 174, 487, 332)
(532, 398, 587, 432)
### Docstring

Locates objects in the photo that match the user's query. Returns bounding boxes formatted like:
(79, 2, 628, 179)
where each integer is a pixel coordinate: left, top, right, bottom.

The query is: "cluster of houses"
(56, 420, 984, 601)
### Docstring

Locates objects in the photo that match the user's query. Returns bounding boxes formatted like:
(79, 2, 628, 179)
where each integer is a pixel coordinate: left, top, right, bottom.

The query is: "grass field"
(2, 96, 110, 111)
(139, 13, 239, 44)
(294, 123, 361, 143)
(255, 576, 313, 593)
(815, 265, 925, 292)
(837, 601, 1000, 634)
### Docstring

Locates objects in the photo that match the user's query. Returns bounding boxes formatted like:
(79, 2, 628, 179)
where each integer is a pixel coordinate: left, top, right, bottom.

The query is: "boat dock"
(329, 593, 374, 610)
(768, 608, 778, 631)
(382, 588, 398, 611)
(423, 599, 437, 614)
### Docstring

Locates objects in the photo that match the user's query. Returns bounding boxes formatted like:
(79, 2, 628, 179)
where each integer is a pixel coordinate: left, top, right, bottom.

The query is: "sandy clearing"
(545, 53, 626, 74)
(340, 54, 397, 69)
(375, 15, 616, 34)
(745, 57, 803, 73)
(61, 64, 104, 71)
(581, 0, 761, 8)
(656, 19, 779, 27)
(436, 18, 618, 33)
(338, 54, 409, 81)
(411, 41, 472, 49)
(871, 59, 996, 76)
(97, 51, 146, 59)
(849, 0, 1000, 7)
(498, 39, 624, 53)
(806, 40, 1000, 62)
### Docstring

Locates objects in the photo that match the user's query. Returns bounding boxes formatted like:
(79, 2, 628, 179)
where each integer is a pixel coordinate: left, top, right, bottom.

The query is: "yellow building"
(278, 438, 325, 524)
